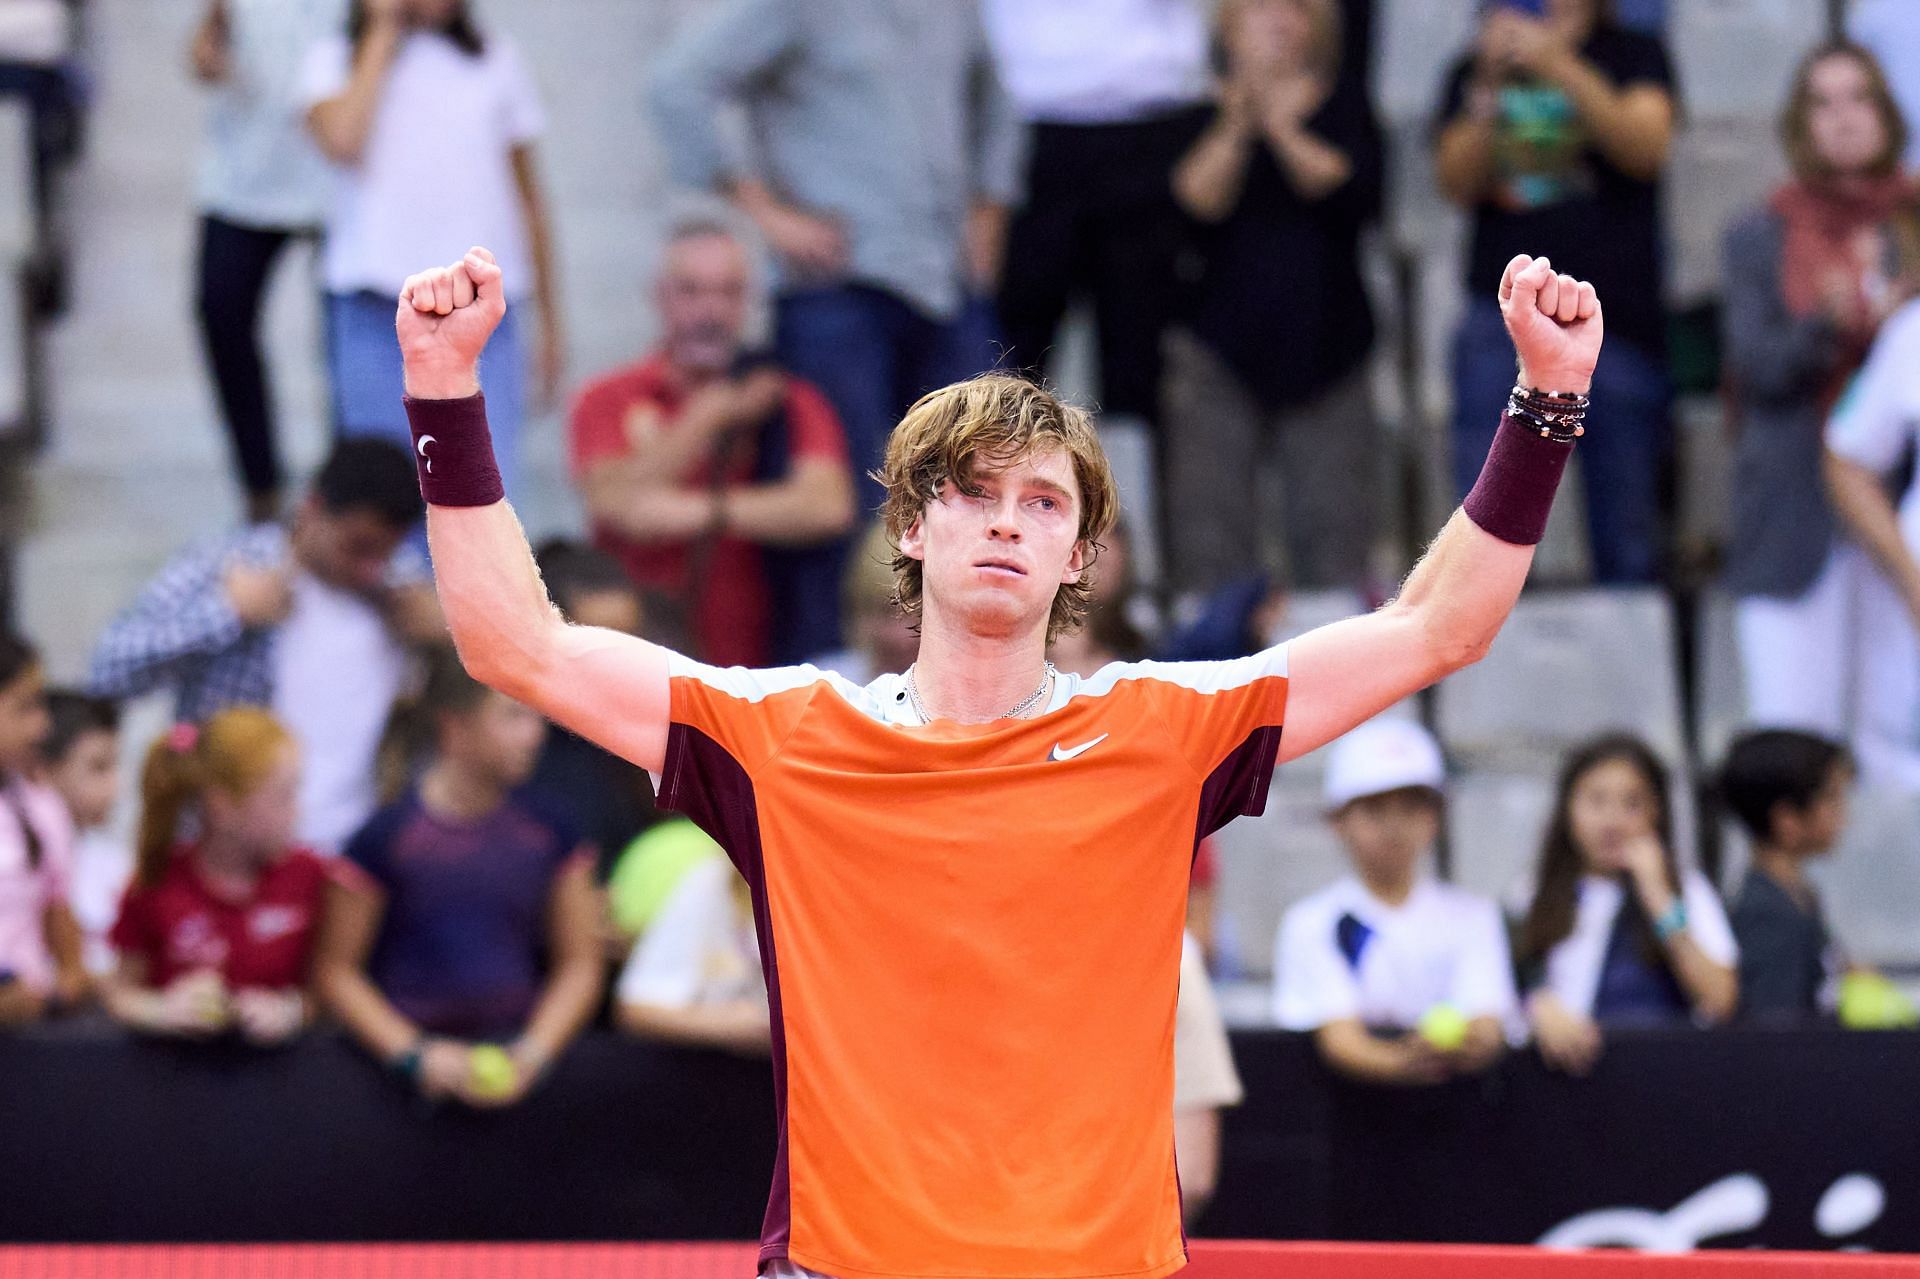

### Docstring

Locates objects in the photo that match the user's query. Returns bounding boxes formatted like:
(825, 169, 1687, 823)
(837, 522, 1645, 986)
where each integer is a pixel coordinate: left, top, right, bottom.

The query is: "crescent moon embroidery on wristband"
(416, 435, 436, 474)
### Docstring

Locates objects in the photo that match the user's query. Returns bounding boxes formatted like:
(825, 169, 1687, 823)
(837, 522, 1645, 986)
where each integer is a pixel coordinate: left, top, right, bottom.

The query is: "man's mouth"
(974, 558, 1026, 577)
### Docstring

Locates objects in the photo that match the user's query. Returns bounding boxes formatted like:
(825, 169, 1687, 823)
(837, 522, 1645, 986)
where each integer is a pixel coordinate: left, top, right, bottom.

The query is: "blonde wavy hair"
(875, 374, 1119, 642)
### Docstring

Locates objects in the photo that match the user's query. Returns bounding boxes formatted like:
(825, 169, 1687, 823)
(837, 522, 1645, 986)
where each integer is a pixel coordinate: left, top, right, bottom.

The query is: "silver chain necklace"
(905, 661, 1056, 725)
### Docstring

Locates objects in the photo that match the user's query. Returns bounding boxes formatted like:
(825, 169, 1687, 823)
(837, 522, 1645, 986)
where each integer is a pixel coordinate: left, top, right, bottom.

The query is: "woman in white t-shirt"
(1515, 735, 1739, 1076)
(301, 0, 560, 496)
(1825, 208, 1920, 786)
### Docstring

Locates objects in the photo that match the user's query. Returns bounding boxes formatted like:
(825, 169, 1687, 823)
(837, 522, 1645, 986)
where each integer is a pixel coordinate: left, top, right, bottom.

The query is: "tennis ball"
(1418, 1003, 1470, 1052)
(468, 1044, 519, 1098)
(1838, 972, 1920, 1030)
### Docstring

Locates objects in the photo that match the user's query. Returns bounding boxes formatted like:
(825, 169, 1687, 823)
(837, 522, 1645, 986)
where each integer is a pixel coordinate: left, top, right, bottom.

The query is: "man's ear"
(1060, 537, 1089, 585)
(899, 515, 927, 563)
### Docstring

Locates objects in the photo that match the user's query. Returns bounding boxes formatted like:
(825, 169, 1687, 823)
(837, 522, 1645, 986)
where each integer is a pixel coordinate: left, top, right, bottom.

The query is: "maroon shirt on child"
(109, 845, 329, 989)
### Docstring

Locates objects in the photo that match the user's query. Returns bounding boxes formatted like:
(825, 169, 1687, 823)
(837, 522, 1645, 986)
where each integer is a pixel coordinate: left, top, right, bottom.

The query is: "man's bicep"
(537, 625, 675, 773)
(1277, 609, 1431, 765)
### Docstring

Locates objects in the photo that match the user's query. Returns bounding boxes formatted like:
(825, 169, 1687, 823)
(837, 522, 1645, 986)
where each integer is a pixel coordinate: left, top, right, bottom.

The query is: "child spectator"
(614, 828, 767, 1056)
(1720, 729, 1858, 1023)
(0, 634, 84, 1025)
(102, 709, 322, 1045)
(1273, 718, 1516, 1086)
(1516, 735, 1739, 1076)
(40, 691, 127, 977)
(315, 653, 602, 1107)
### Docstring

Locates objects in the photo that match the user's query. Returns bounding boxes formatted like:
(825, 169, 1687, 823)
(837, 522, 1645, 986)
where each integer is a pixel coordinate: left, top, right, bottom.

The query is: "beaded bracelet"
(1507, 384, 1589, 445)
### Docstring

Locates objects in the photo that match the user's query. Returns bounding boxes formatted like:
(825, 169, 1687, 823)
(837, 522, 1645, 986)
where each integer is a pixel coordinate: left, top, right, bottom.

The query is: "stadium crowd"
(4, 0, 1920, 1232)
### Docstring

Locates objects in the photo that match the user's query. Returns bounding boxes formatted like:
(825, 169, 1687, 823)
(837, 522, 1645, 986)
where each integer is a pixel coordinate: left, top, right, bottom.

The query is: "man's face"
(901, 448, 1087, 640)
(656, 233, 751, 375)
(299, 502, 406, 594)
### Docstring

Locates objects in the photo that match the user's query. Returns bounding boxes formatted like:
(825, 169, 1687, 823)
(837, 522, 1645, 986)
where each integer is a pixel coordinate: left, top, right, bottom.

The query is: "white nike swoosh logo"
(1048, 734, 1108, 762)
(416, 434, 436, 473)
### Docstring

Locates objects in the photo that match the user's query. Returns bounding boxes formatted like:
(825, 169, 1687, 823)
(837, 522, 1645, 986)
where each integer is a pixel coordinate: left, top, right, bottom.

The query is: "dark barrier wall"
(1, 1023, 1915, 1252)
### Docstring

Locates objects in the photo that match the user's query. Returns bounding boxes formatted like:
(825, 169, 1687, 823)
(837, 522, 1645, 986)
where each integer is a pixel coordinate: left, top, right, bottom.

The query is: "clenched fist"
(1499, 254, 1603, 396)
(397, 246, 507, 399)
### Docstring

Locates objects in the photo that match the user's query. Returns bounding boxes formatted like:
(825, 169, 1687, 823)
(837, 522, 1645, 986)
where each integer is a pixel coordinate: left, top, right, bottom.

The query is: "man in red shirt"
(569, 220, 856, 667)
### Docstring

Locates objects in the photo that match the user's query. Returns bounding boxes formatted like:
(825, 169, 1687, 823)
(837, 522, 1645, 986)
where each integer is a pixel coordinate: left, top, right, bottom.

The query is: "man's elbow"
(1397, 601, 1497, 683)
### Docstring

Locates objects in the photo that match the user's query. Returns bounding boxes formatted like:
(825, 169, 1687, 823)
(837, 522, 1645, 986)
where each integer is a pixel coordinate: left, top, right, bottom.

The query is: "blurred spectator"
(568, 221, 855, 665)
(1172, 930, 1241, 1227)
(983, 0, 1209, 454)
(301, 0, 559, 493)
(1166, 0, 1384, 596)
(1048, 518, 1151, 678)
(1823, 202, 1920, 789)
(1849, 0, 1920, 171)
(605, 816, 724, 953)
(1725, 43, 1915, 782)
(0, 0, 82, 292)
(188, 0, 345, 524)
(101, 709, 321, 1045)
(39, 690, 125, 977)
(88, 439, 432, 852)
(1273, 718, 1514, 1087)
(820, 521, 920, 684)
(1433, 0, 1677, 584)
(525, 539, 656, 875)
(614, 832, 767, 1055)
(648, 0, 1020, 518)
(1719, 729, 1855, 1024)
(315, 654, 601, 1108)
(1515, 736, 1737, 1076)
(0, 632, 83, 1025)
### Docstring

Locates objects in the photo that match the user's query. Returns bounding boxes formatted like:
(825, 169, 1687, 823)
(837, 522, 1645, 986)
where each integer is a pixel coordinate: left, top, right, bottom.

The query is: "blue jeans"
(1450, 298, 1669, 584)
(326, 290, 524, 498)
(776, 286, 1003, 515)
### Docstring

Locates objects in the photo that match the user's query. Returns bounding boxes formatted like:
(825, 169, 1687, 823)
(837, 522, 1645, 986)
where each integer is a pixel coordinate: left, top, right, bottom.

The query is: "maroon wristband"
(1462, 412, 1576, 546)
(403, 393, 505, 507)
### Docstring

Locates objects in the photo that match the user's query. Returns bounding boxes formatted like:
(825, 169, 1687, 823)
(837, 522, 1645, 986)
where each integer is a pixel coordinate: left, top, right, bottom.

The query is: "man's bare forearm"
(427, 501, 564, 696)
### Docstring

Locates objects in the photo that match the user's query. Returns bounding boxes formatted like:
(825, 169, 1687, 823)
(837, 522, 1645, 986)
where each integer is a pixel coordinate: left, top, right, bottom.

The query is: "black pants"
(996, 107, 1210, 427)
(195, 214, 306, 502)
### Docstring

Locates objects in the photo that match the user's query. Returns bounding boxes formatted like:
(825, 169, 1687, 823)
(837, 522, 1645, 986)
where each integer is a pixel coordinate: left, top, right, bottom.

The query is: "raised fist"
(1499, 254, 1603, 396)
(397, 247, 507, 399)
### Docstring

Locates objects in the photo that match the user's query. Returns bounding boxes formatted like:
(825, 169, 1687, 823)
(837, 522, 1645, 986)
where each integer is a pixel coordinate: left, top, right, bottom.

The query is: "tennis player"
(397, 244, 1600, 1279)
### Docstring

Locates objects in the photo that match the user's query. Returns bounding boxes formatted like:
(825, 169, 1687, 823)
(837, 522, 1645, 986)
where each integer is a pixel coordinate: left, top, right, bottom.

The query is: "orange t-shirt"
(658, 649, 1290, 1279)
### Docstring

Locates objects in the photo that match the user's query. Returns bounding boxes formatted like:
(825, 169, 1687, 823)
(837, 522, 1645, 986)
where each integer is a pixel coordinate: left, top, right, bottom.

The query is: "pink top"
(0, 777, 76, 994)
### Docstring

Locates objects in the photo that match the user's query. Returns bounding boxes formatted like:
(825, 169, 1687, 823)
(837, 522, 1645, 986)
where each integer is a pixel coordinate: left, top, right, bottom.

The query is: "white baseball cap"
(1322, 717, 1447, 810)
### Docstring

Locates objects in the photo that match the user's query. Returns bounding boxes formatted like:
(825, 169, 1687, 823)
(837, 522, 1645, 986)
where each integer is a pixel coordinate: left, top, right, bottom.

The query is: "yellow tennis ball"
(1838, 972, 1920, 1030)
(1418, 1003, 1470, 1052)
(468, 1044, 519, 1098)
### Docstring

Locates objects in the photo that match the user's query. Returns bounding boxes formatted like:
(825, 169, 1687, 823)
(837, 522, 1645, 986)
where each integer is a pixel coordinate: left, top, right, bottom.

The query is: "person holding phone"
(1433, 0, 1678, 585)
